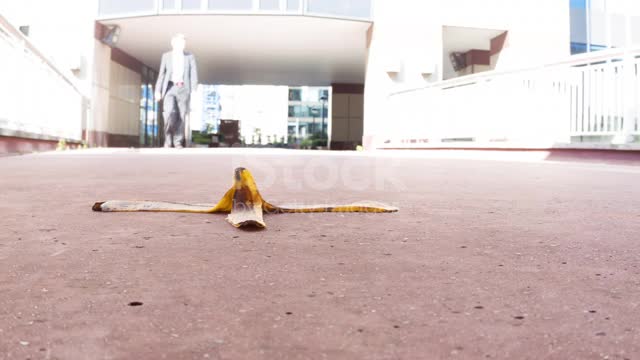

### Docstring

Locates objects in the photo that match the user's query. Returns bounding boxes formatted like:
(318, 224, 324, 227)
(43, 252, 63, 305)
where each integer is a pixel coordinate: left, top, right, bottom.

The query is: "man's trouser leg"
(173, 86, 190, 148)
(163, 86, 179, 148)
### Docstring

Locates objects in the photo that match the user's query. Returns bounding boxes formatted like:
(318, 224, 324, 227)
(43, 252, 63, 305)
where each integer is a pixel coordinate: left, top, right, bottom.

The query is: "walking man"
(155, 34, 198, 148)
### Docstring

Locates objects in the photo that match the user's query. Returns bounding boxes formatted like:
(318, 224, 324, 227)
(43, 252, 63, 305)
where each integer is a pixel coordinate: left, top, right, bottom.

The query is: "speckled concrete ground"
(1, 148, 639, 360)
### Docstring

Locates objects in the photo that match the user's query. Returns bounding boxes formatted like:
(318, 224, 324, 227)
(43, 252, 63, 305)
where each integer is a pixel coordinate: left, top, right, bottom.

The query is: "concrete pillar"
(90, 40, 112, 147)
(330, 84, 364, 150)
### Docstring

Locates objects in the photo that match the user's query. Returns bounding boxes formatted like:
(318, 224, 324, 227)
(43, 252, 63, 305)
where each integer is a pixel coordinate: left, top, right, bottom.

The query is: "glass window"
(570, 0, 586, 8)
(570, 0, 588, 54)
(260, 0, 280, 10)
(99, 0, 156, 15)
(182, 0, 202, 10)
(609, 13, 626, 48)
(208, 0, 252, 10)
(288, 89, 301, 101)
(608, 0, 640, 47)
(589, 0, 607, 51)
(629, 1, 640, 46)
(287, 0, 300, 12)
(633, 16, 640, 46)
(570, 42, 587, 54)
(569, 0, 640, 53)
(288, 105, 324, 118)
(162, 0, 177, 10)
(306, 0, 371, 19)
(309, 106, 320, 117)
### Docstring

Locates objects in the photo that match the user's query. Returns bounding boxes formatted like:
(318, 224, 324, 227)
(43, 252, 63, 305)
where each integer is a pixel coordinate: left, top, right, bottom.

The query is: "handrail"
(390, 46, 640, 97)
(0, 15, 83, 96)
(1, 14, 86, 143)
(381, 45, 639, 149)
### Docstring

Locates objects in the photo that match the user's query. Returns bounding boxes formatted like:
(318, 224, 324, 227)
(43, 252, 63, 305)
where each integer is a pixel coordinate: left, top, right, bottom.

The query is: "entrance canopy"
(99, 14, 371, 85)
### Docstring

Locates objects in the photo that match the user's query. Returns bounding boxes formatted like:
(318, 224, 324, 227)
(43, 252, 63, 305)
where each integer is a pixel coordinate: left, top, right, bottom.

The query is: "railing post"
(612, 55, 636, 144)
(84, 97, 93, 147)
(17, 38, 26, 129)
(613, 15, 636, 145)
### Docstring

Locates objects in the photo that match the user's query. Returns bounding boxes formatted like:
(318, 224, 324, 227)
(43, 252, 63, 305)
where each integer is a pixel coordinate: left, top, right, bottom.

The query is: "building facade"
(287, 87, 329, 145)
(570, 0, 640, 54)
(0, 0, 639, 153)
(364, 0, 640, 150)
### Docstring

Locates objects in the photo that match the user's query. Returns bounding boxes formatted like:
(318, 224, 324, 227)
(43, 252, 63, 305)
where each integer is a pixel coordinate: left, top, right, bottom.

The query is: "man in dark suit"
(154, 34, 198, 148)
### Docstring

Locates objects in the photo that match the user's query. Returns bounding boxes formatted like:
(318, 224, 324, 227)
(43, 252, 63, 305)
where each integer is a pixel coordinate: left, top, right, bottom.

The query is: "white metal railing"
(0, 16, 85, 142)
(383, 48, 640, 148)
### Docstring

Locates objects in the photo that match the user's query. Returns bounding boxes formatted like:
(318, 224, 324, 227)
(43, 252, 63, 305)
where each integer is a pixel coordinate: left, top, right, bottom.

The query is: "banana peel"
(92, 167, 398, 229)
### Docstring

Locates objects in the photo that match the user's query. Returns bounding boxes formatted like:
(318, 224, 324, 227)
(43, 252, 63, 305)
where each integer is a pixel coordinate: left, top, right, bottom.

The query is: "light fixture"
(101, 25, 121, 47)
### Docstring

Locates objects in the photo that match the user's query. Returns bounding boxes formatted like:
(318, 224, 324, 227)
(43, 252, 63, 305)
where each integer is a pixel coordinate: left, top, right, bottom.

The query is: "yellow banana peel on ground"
(92, 167, 398, 228)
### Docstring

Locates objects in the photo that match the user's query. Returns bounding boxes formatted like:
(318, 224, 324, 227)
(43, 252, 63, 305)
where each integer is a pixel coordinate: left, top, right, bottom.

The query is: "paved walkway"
(1, 149, 639, 359)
